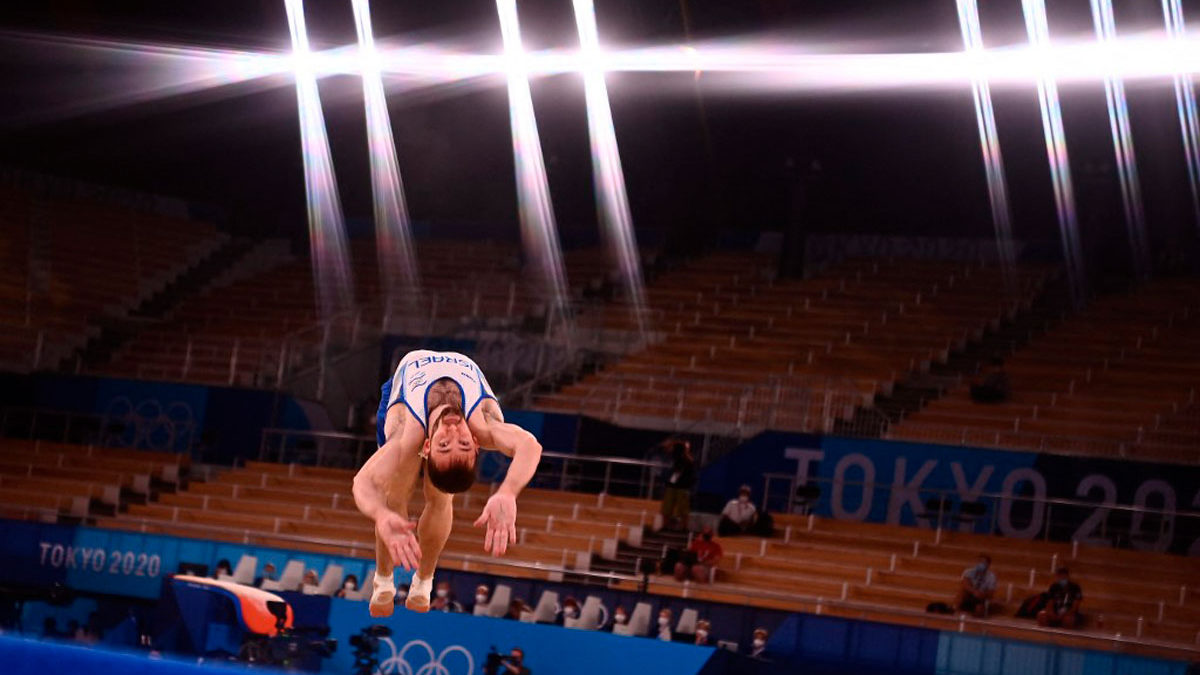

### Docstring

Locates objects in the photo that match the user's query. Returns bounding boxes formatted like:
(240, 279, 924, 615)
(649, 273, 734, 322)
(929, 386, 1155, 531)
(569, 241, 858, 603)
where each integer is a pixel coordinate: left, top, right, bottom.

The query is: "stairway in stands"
(65, 236, 261, 373)
(832, 273, 1073, 438)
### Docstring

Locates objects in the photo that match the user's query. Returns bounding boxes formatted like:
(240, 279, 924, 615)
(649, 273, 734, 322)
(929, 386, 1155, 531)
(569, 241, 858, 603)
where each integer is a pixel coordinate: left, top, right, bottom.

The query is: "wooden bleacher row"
(3, 451, 1196, 657)
(0, 185, 224, 372)
(893, 279, 1200, 462)
(538, 254, 1050, 433)
(0, 439, 187, 518)
(93, 239, 651, 388)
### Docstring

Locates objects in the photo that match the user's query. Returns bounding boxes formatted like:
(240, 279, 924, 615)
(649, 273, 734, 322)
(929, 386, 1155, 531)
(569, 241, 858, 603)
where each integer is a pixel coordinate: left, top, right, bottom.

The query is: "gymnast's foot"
(405, 572, 433, 613)
(369, 572, 396, 618)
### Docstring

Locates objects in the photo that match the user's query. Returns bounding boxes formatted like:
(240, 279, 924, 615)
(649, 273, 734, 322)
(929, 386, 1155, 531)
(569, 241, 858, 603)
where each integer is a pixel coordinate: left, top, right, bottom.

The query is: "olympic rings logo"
(377, 637, 475, 675)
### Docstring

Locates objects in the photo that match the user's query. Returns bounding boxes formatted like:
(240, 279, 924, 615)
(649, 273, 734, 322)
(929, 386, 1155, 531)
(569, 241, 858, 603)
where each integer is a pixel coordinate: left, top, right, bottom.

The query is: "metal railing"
(257, 428, 668, 500)
(885, 423, 1199, 464)
(760, 473, 1200, 555)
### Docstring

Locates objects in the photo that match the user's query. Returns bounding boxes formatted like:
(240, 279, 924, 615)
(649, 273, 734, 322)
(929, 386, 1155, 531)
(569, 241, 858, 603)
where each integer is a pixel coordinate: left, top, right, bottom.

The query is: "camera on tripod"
(350, 625, 392, 675)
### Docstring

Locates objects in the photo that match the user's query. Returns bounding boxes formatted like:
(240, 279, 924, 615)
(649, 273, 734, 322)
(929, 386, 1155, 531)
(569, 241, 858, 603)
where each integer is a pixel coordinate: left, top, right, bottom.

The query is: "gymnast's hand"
(375, 511, 421, 571)
(474, 492, 518, 556)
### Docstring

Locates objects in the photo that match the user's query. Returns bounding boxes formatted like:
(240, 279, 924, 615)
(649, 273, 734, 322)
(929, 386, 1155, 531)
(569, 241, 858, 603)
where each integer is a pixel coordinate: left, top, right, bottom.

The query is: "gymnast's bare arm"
(468, 398, 543, 555)
(352, 405, 424, 569)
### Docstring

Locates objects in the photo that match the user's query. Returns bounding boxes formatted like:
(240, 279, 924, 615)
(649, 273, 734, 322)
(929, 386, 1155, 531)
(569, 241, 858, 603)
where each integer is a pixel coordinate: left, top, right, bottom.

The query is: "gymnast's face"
(425, 405, 479, 471)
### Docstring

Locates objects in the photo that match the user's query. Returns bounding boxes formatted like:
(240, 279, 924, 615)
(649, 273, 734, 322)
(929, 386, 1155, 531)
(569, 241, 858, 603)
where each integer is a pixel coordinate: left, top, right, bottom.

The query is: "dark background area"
(0, 0, 1197, 277)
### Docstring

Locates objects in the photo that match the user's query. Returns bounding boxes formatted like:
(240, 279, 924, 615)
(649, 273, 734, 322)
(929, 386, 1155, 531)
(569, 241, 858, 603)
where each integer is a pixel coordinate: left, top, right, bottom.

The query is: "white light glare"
(285, 0, 354, 318)
(495, 0, 569, 315)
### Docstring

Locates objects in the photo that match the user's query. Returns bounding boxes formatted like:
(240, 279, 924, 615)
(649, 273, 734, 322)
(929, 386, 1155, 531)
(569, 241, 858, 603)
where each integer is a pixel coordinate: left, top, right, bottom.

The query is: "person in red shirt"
(674, 525, 723, 583)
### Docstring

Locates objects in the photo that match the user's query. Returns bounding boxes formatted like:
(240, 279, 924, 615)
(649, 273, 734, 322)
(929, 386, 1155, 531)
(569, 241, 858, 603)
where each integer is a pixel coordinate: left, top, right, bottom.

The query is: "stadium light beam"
(573, 0, 647, 337)
(955, 0, 1016, 290)
(1022, 0, 1087, 307)
(1091, 0, 1150, 279)
(496, 0, 569, 317)
(285, 0, 354, 319)
(1163, 0, 1200, 232)
(352, 0, 420, 321)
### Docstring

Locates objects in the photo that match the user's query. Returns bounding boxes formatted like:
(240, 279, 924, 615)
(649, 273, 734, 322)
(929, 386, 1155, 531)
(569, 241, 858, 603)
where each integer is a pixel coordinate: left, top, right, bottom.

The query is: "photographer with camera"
(485, 646, 531, 675)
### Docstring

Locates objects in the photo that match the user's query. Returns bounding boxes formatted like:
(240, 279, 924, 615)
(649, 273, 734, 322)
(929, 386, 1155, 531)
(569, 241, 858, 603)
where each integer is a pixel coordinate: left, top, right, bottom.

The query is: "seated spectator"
(693, 619, 712, 646)
(302, 569, 319, 588)
(336, 574, 359, 599)
(955, 554, 996, 617)
(718, 485, 773, 537)
(656, 608, 672, 641)
(42, 618, 61, 639)
(559, 596, 580, 625)
(471, 584, 491, 614)
(674, 525, 723, 584)
(970, 358, 1010, 404)
(1038, 567, 1083, 628)
(610, 605, 628, 632)
(254, 562, 277, 588)
(748, 628, 769, 659)
(431, 581, 463, 613)
(213, 559, 232, 579)
(506, 599, 530, 621)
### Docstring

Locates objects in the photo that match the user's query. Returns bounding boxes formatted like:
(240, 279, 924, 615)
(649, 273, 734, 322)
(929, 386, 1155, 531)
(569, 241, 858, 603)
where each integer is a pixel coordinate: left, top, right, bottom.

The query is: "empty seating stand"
(0, 185, 226, 373)
(0, 438, 187, 521)
(893, 279, 1200, 464)
(537, 254, 1050, 435)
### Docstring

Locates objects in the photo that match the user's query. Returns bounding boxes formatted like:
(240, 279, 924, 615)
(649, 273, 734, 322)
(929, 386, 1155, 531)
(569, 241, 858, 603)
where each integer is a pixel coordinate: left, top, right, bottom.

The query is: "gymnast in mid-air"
(352, 349, 542, 617)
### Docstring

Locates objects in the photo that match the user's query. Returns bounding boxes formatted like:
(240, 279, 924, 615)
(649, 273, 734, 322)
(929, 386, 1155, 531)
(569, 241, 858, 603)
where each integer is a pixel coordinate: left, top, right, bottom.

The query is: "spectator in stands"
(610, 605, 628, 632)
(41, 618, 61, 639)
(471, 584, 491, 614)
(656, 608, 673, 641)
(336, 574, 359, 599)
(955, 554, 996, 617)
(1038, 567, 1083, 628)
(302, 569, 319, 589)
(254, 562, 277, 588)
(718, 485, 773, 536)
(431, 581, 463, 613)
(674, 525, 723, 583)
(506, 598, 530, 621)
(559, 596, 580, 625)
(748, 628, 769, 659)
(694, 619, 712, 646)
(660, 439, 696, 531)
(970, 357, 1010, 404)
(213, 559, 232, 579)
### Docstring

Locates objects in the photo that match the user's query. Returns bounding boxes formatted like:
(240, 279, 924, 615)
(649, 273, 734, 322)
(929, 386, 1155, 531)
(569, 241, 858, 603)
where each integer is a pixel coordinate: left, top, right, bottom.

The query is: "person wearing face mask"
(656, 608, 673, 641)
(748, 628, 769, 659)
(659, 440, 696, 531)
(335, 574, 359, 599)
(1037, 567, 1083, 628)
(559, 597, 580, 626)
(674, 525, 723, 583)
(718, 485, 773, 536)
(609, 605, 628, 632)
(954, 554, 996, 617)
(693, 619, 712, 646)
(471, 584, 491, 616)
(430, 581, 463, 613)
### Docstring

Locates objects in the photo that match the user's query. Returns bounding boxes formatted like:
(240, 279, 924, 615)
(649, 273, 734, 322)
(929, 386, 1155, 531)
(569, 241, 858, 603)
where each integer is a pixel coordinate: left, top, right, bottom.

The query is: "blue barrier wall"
(325, 599, 716, 675)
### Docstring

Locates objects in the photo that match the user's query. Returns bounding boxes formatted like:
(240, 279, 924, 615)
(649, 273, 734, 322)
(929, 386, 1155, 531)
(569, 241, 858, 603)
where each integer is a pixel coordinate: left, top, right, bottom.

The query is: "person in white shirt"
(353, 350, 543, 618)
(656, 608, 673, 641)
(955, 553, 996, 617)
(718, 485, 772, 536)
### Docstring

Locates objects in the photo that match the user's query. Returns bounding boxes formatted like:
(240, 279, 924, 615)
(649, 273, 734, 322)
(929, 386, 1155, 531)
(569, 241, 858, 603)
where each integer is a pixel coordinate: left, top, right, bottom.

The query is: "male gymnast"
(352, 349, 542, 617)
